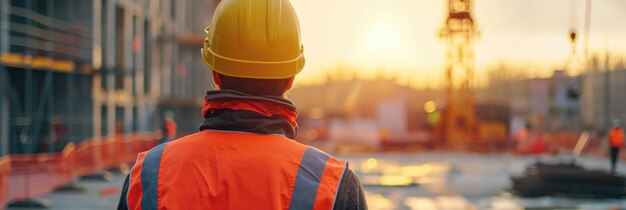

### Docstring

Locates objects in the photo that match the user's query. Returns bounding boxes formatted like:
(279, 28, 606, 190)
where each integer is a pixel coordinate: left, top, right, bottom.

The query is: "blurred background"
(1, 0, 626, 209)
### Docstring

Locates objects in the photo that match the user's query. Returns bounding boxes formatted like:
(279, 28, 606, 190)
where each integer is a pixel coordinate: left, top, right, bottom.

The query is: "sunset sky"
(289, 0, 626, 87)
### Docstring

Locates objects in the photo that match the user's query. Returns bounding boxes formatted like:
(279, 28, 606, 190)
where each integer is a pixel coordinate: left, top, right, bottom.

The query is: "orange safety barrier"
(2, 132, 160, 207)
(0, 156, 10, 209)
(7, 152, 71, 201)
(548, 131, 580, 151)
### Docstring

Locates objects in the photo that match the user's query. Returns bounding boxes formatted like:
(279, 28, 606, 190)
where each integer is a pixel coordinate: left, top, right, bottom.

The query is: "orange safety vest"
(610, 128, 625, 148)
(126, 130, 347, 210)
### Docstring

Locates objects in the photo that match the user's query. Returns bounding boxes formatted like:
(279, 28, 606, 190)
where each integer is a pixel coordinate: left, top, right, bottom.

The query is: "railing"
(0, 132, 160, 208)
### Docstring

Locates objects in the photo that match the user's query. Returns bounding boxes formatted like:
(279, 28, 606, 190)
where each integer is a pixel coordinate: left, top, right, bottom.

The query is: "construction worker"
(513, 123, 531, 153)
(159, 111, 177, 144)
(117, 0, 367, 209)
(609, 119, 624, 173)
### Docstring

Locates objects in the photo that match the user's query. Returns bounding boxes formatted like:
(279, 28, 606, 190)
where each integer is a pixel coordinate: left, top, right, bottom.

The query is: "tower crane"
(439, 0, 478, 148)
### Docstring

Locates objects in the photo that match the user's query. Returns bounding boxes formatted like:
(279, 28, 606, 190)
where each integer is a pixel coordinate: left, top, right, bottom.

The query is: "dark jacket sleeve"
(333, 168, 368, 210)
(117, 174, 130, 210)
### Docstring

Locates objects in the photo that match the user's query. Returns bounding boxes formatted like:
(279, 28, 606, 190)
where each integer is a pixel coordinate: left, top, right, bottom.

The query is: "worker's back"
(125, 130, 346, 210)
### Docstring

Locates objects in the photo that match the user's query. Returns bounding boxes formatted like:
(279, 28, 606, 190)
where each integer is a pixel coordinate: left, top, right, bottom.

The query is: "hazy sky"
(289, 0, 626, 86)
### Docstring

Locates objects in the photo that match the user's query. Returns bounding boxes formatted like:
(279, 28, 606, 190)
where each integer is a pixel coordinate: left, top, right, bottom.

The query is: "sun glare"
(349, 4, 418, 73)
(360, 22, 403, 55)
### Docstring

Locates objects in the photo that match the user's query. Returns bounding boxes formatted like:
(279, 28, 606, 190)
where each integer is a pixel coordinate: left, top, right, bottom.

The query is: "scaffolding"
(0, 0, 94, 154)
(0, 0, 218, 156)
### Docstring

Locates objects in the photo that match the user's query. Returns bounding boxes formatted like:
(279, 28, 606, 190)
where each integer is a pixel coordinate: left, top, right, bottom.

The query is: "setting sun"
(355, 21, 405, 61)
(349, 2, 416, 71)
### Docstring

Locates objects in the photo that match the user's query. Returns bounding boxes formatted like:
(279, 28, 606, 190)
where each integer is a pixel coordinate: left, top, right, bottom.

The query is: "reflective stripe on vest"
(290, 147, 329, 210)
(290, 147, 348, 210)
(140, 142, 168, 210)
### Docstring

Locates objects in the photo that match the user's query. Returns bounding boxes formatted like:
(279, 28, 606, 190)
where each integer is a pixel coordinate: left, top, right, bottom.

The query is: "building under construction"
(0, 0, 218, 156)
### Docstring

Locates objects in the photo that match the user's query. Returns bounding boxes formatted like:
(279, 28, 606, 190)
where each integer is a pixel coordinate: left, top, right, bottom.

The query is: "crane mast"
(439, 0, 478, 148)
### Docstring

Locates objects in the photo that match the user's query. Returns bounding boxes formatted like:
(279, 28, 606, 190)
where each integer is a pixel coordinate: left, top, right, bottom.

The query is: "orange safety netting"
(0, 156, 10, 209)
(0, 132, 159, 207)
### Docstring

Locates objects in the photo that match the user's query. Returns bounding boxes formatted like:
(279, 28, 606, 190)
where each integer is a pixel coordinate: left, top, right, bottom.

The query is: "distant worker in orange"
(609, 119, 624, 173)
(160, 111, 177, 144)
(513, 123, 531, 153)
(117, 0, 366, 209)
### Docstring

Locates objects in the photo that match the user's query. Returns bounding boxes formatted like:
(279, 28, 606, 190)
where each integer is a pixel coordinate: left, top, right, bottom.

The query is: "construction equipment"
(511, 162, 626, 198)
(439, 0, 478, 148)
(511, 131, 626, 198)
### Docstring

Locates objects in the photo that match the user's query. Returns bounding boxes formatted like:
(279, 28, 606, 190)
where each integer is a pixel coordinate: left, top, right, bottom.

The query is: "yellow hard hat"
(201, 0, 305, 79)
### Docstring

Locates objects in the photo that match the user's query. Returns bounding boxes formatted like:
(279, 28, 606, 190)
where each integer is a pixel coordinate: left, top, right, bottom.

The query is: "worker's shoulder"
(171, 131, 208, 142)
(163, 130, 297, 148)
(160, 131, 213, 148)
(178, 130, 293, 141)
(156, 130, 343, 157)
(294, 144, 348, 169)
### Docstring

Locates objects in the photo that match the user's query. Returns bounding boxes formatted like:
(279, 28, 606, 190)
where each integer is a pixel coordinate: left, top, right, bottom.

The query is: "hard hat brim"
(201, 47, 305, 79)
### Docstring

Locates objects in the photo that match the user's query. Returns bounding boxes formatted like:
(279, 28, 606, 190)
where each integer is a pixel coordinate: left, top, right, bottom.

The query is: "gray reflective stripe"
(140, 143, 168, 210)
(289, 147, 329, 210)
